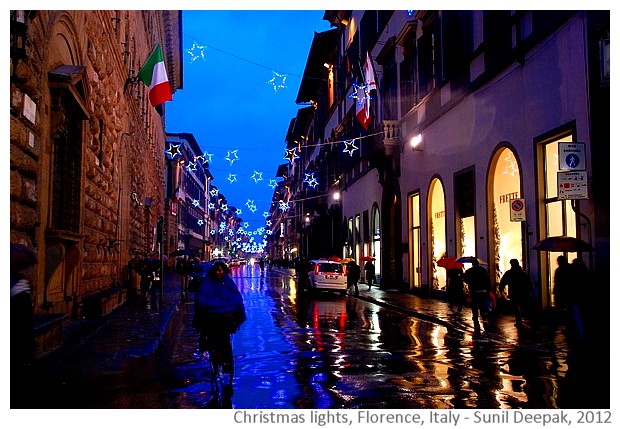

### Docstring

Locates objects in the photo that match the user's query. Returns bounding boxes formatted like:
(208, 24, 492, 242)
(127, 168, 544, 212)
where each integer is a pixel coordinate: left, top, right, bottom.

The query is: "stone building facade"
(9, 10, 182, 356)
(276, 10, 609, 315)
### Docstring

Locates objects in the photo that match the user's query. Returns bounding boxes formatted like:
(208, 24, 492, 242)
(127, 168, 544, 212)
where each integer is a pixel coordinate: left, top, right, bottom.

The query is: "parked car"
(209, 258, 231, 269)
(188, 261, 212, 291)
(306, 259, 347, 296)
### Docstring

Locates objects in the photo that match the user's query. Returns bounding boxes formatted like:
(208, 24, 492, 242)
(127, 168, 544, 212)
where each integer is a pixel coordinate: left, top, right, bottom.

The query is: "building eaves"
(295, 28, 338, 104)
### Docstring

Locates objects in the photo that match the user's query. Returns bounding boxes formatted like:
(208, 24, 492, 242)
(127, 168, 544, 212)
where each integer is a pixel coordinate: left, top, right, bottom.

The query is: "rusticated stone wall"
(10, 10, 181, 330)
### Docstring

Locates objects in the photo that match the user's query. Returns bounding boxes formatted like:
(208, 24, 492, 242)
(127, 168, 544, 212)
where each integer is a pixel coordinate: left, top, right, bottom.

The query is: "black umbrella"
(533, 236, 594, 252)
(170, 248, 191, 257)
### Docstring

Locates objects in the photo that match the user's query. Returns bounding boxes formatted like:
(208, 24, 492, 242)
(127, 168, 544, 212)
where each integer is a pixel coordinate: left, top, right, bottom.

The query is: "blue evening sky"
(165, 10, 333, 233)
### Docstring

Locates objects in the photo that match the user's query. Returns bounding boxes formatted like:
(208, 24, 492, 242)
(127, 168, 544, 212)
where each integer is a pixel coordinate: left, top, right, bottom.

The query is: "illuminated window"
(429, 180, 446, 290)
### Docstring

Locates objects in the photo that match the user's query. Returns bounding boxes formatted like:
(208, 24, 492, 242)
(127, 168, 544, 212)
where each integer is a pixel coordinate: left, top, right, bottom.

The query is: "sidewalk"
(30, 270, 186, 408)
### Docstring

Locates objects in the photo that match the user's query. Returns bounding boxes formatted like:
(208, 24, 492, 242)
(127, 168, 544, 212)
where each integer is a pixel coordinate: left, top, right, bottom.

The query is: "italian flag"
(138, 44, 173, 107)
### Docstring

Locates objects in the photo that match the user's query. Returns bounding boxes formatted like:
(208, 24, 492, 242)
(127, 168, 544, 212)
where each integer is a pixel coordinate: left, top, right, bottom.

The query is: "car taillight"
(342, 265, 347, 275)
(315, 265, 321, 275)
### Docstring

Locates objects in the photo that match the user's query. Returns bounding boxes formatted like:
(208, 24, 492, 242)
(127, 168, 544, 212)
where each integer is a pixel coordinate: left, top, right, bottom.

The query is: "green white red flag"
(137, 44, 172, 107)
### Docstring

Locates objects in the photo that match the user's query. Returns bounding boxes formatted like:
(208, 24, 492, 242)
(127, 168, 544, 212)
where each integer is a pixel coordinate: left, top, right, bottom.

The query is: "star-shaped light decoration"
(278, 200, 290, 212)
(204, 152, 214, 163)
(348, 82, 371, 106)
(210, 188, 219, 197)
(267, 71, 287, 92)
(186, 161, 198, 172)
(221, 203, 228, 211)
(249, 204, 257, 213)
(343, 139, 359, 157)
(192, 199, 200, 207)
(269, 179, 278, 189)
(210, 229, 216, 235)
(303, 172, 319, 188)
(245, 199, 254, 208)
(284, 148, 299, 164)
(252, 170, 263, 183)
(225, 150, 239, 165)
(234, 208, 242, 215)
(195, 153, 210, 166)
(243, 222, 250, 229)
(187, 41, 206, 62)
(263, 211, 270, 218)
(197, 219, 204, 226)
(266, 228, 273, 234)
(165, 143, 181, 159)
(207, 202, 215, 210)
(227, 173, 237, 183)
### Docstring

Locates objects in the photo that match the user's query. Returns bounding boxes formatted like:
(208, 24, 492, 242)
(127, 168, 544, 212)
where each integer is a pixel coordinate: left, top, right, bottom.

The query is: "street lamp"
(410, 134, 423, 151)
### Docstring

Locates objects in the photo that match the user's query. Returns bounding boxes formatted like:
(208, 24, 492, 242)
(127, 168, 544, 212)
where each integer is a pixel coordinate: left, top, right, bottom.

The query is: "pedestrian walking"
(364, 260, 376, 289)
(10, 243, 37, 408)
(463, 259, 492, 331)
(552, 255, 586, 343)
(568, 258, 589, 343)
(192, 261, 246, 386)
(346, 260, 361, 296)
(176, 254, 193, 298)
(446, 268, 465, 312)
(499, 259, 532, 328)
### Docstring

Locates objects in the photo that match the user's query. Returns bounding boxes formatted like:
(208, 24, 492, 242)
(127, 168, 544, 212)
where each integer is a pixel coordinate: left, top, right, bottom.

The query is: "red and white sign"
(509, 198, 526, 222)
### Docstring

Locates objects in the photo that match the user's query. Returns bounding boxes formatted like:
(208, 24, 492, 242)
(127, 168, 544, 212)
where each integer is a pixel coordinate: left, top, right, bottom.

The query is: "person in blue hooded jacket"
(192, 261, 246, 382)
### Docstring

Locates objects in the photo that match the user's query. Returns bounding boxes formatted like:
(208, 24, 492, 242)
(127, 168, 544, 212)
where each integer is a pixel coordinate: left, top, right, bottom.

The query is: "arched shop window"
(490, 147, 523, 285)
(429, 179, 446, 291)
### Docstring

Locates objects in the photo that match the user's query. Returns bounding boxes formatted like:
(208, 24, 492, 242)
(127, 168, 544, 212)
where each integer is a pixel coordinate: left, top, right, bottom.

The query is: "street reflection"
(144, 270, 603, 409)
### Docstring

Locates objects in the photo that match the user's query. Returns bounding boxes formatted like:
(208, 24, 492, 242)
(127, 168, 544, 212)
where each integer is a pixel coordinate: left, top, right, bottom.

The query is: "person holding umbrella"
(176, 253, 194, 299)
(10, 243, 37, 408)
(346, 260, 361, 296)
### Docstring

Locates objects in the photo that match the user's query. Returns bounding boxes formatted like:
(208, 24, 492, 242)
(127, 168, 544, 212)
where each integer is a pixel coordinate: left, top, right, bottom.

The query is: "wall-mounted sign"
(558, 142, 586, 171)
(509, 198, 526, 222)
(558, 171, 589, 200)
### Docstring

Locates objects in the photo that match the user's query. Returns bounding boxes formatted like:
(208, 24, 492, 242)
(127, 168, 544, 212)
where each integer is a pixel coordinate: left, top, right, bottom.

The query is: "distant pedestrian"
(259, 258, 265, 272)
(364, 260, 376, 289)
(295, 258, 311, 294)
(499, 259, 532, 328)
(446, 268, 465, 312)
(10, 243, 37, 408)
(177, 254, 193, 298)
(463, 259, 492, 331)
(347, 261, 361, 296)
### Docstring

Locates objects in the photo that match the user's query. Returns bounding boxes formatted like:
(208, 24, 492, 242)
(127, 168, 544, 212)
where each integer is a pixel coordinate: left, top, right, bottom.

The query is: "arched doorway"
(489, 146, 524, 288)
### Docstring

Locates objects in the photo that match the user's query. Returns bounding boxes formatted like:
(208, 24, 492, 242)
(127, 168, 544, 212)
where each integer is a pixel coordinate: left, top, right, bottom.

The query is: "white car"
(306, 259, 347, 295)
